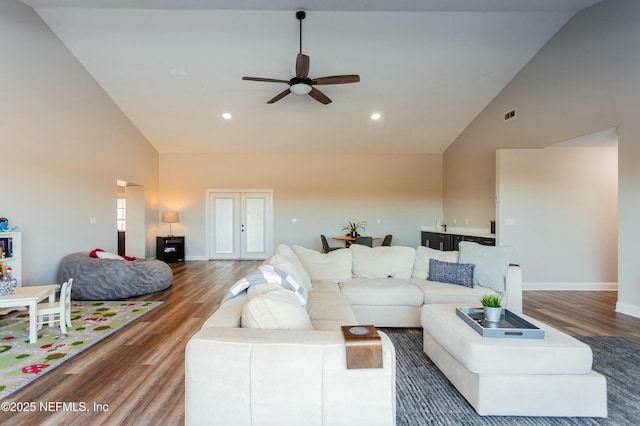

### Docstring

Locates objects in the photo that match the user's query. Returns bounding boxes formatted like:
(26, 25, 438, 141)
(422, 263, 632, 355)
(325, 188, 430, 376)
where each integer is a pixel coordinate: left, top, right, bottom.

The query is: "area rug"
(0, 301, 162, 400)
(390, 332, 640, 426)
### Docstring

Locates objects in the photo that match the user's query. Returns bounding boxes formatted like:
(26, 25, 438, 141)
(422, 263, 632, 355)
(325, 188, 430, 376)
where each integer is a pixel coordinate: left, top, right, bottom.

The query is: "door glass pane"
(215, 198, 234, 253)
(245, 198, 265, 253)
(116, 198, 126, 231)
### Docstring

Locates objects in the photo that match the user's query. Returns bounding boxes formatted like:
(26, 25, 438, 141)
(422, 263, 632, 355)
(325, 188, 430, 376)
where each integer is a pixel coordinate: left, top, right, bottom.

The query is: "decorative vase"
(350, 231, 358, 238)
(483, 306, 502, 322)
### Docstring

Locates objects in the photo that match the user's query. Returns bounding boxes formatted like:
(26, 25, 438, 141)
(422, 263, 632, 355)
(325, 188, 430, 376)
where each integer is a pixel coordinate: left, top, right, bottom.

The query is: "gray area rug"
(389, 333, 640, 426)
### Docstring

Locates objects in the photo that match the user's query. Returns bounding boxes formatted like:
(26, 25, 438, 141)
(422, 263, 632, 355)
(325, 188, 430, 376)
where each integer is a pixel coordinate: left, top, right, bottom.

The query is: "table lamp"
(162, 211, 179, 237)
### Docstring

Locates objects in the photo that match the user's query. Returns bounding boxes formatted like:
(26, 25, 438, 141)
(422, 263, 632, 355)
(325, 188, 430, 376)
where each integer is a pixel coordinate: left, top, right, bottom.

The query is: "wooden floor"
(2, 260, 639, 425)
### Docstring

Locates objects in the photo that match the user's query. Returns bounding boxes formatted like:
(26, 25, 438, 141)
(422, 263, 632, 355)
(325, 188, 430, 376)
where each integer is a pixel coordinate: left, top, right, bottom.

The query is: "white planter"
(483, 306, 503, 322)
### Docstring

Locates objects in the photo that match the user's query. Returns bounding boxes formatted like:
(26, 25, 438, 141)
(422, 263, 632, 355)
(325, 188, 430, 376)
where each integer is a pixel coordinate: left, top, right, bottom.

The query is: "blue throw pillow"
(427, 259, 475, 288)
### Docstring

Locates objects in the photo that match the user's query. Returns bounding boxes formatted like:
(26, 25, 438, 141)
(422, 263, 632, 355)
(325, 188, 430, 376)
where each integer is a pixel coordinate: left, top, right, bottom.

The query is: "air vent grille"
(504, 109, 516, 121)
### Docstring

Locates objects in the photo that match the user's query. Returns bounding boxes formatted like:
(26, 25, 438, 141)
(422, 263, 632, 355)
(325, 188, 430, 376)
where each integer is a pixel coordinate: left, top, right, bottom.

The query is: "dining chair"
(382, 235, 393, 246)
(36, 278, 73, 334)
(353, 236, 373, 247)
(320, 235, 342, 253)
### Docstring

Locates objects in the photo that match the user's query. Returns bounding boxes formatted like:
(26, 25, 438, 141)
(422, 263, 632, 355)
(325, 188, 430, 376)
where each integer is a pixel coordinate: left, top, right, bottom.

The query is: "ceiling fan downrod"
(297, 10, 305, 55)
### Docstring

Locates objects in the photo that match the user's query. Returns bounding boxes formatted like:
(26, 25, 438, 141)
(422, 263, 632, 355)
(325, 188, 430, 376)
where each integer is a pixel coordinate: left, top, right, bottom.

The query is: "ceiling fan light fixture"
(290, 83, 312, 95)
(242, 11, 359, 105)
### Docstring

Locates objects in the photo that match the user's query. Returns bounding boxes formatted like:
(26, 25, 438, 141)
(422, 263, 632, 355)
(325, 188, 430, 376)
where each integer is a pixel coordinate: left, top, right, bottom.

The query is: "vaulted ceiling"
(19, 0, 601, 153)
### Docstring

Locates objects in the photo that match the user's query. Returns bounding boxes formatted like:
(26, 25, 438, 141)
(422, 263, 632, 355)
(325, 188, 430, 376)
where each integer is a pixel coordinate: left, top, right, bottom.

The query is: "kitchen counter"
(420, 226, 494, 239)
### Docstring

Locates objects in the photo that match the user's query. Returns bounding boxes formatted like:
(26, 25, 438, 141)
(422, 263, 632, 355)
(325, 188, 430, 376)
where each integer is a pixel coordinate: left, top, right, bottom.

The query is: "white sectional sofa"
(185, 242, 521, 426)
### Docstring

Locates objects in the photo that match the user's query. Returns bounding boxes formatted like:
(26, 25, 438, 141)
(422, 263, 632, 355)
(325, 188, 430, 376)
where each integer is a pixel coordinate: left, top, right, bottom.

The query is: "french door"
(207, 190, 273, 260)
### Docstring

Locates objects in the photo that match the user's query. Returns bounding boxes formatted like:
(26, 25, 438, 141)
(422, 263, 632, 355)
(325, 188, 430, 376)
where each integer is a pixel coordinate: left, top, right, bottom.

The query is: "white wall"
(443, 0, 640, 317)
(159, 152, 443, 258)
(1, 0, 159, 285)
(497, 146, 618, 289)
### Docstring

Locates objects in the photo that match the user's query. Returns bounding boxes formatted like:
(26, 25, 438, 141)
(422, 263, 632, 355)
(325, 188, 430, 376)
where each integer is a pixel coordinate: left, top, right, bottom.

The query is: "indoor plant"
(480, 294, 503, 322)
(342, 220, 367, 238)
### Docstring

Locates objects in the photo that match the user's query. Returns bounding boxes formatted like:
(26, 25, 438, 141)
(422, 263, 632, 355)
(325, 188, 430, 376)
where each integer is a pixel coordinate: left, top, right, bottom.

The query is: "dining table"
(332, 236, 381, 247)
(0, 284, 60, 343)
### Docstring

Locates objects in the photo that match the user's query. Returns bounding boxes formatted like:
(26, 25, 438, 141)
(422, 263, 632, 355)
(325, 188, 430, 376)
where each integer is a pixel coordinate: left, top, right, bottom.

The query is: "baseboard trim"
(185, 255, 208, 261)
(523, 282, 618, 291)
(615, 302, 640, 319)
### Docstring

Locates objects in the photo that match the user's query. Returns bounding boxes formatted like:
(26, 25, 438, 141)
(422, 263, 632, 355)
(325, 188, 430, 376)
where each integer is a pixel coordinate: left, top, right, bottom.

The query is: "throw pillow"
(412, 246, 459, 280)
(267, 254, 312, 294)
(95, 250, 124, 260)
(291, 245, 352, 282)
(241, 288, 314, 330)
(274, 244, 312, 289)
(247, 282, 283, 298)
(90, 248, 135, 261)
(427, 259, 475, 288)
(221, 265, 307, 305)
(458, 241, 514, 293)
(350, 244, 416, 279)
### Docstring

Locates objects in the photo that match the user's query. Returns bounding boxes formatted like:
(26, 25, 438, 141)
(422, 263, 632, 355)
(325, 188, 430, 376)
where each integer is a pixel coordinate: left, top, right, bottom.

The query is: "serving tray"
(456, 307, 545, 339)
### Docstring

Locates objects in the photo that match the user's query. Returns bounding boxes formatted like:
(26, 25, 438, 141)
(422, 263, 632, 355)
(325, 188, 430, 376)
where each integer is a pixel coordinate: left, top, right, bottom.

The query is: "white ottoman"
(421, 304, 607, 417)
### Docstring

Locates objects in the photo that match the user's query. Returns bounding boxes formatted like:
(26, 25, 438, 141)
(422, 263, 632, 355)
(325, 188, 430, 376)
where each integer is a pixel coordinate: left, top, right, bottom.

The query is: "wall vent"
(504, 108, 516, 121)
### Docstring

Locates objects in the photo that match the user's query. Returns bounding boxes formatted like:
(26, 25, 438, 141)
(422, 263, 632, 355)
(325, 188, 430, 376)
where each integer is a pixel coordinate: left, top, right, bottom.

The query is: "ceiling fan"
(242, 11, 360, 105)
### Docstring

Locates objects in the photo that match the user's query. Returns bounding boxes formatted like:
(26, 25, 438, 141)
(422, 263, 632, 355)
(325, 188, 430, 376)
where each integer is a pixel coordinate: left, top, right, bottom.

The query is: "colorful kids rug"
(0, 301, 162, 400)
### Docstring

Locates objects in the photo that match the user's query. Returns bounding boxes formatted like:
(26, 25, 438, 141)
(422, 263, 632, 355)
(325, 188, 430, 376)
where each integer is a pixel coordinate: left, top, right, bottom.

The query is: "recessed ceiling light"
(371, 113, 381, 120)
(222, 113, 232, 120)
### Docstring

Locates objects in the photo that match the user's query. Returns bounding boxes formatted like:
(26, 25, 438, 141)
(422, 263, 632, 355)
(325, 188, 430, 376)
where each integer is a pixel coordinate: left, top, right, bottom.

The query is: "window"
(117, 198, 126, 231)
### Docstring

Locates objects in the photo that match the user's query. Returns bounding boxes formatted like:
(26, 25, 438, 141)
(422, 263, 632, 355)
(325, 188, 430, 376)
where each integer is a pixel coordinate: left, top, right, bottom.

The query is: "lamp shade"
(162, 211, 179, 223)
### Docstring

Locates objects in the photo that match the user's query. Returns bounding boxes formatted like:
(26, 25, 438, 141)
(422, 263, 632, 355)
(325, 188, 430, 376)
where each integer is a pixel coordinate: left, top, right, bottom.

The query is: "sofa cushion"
(274, 244, 312, 290)
(412, 278, 498, 305)
(412, 246, 459, 280)
(291, 245, 352, 282)
(310, 279, 342, 293)
(241, 288, 313, 330)
(340, 278, 424, 307)
(350, 244, 416, 279)
(307, 290, 358, 331)
(268, 254, 312, 294)
(458, 242, 513, 293)
(222, 265, 307, 305)
(427, 259, 475, 288)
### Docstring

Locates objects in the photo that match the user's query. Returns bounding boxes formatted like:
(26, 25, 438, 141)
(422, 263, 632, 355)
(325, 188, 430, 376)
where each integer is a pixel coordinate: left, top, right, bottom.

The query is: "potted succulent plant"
(342, 220, 367, 238)
(480, 294, 503, 322)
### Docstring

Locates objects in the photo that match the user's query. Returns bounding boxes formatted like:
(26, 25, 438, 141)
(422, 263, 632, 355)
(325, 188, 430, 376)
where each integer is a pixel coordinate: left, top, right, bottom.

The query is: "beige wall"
(443, 0, 640, 316)
(497, 146, 618, 288)
(1, 0, 159, 285)
(160, 152, 442, 257)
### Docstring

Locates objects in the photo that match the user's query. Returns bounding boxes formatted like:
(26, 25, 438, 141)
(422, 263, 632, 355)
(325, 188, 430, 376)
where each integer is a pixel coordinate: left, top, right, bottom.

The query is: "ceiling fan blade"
(267, 88, 291, 104)
(296, 54, 310, 78)
(243, 77, 290, 84)
(313, 75, 360, 85)
(309, 87, 332, 105)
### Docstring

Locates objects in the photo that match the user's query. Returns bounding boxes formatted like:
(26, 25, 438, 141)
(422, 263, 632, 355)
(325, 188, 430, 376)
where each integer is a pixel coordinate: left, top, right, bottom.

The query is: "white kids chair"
(36, 278, 74, 334)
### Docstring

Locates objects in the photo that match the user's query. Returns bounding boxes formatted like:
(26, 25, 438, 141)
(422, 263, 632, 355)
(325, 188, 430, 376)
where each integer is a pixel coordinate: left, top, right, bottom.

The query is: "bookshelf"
(1, 231, 21, 314)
